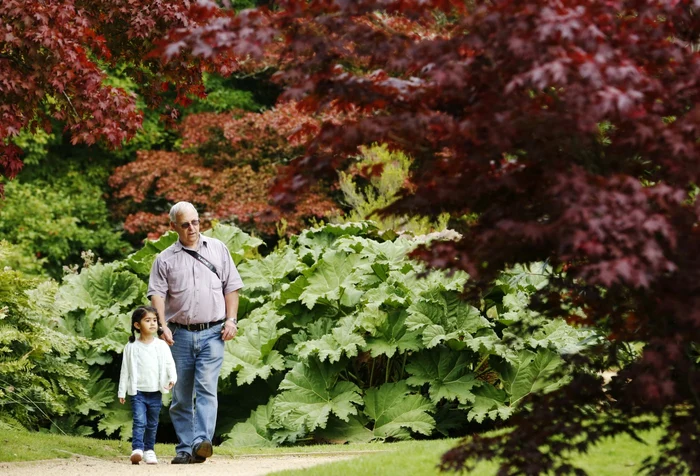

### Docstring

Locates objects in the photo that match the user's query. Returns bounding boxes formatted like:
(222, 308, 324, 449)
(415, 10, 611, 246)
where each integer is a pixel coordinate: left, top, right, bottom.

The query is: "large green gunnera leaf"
(491, 348, 566, 405)
(125, 231, 178, 276)
(465, 383, 513, 423)
(274, 359, 362, 433)
(204, 224, 263, 265)
(98, 400, 133, 440)
(57, 262, 144, 312)
(300, 250, 365, 309)
(406, 289, 490, 349)
(363, 381, 435, 440)
(405, 349, 480, 405)
(75, 370, 115, 415)
(239, 247, 298, 295)
(527, 319, 596, 354)
(221, 304, 288, 384)
(295, 315, 365, 363)
(313, 415, 374, 444)
(361, 310, 422, 358)
(223, 402, 279, 447)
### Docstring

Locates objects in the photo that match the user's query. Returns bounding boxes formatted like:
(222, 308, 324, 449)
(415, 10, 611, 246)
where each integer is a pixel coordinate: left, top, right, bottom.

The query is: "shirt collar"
(174, 234, 209, 252)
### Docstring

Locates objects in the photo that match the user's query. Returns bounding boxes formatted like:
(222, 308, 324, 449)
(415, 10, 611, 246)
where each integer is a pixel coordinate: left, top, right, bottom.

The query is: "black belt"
(169, 319, 225, 331)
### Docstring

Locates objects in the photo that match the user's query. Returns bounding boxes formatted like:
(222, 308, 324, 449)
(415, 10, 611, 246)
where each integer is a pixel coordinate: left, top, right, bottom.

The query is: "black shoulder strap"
(181, 248, 220, 279)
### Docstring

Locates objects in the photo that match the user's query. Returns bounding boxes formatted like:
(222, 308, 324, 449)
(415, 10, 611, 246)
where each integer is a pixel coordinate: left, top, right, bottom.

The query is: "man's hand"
(151, 296, 171, 344)
(160, 325, 174, 345)
(221, 320, 238, 341)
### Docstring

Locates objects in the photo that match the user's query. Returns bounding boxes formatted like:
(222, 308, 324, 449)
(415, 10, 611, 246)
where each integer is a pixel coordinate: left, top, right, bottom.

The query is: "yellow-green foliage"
(336, 144, 448, 234)
(0, 240, 44, 276)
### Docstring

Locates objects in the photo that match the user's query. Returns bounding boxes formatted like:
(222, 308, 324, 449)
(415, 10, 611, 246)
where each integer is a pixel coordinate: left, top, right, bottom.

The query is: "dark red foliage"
(0, 0, 215, 194)
(161, 1, 700, 473)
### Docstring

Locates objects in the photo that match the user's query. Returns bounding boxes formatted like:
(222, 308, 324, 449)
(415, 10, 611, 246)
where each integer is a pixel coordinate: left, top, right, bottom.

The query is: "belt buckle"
(184, 322, 211, 331)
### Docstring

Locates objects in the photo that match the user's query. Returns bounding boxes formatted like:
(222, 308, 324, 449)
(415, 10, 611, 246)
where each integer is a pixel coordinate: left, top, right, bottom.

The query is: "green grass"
(0, 427, 662, 475)
(0, 429, 127, 462)
(274, 439, 463, 476)
(274, 430, 663, 476)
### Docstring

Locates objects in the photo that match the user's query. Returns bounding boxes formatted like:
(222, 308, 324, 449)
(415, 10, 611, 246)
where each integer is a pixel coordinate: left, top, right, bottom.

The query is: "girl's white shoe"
(143, 450, 158, 464)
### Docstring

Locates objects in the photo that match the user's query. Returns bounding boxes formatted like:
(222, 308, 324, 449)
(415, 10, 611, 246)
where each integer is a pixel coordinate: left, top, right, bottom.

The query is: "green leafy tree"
(0, 176, 129, 279)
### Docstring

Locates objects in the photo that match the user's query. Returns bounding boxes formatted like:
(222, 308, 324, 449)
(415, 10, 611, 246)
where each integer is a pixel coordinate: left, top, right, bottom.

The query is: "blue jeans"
(130, 391, 163, 451)
(168, 322, 225, 455)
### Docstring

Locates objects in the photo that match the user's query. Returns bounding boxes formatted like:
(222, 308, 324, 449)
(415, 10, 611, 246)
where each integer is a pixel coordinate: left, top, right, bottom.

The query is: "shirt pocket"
(168, 268, 190, 293)
(211, 278, 224, 312)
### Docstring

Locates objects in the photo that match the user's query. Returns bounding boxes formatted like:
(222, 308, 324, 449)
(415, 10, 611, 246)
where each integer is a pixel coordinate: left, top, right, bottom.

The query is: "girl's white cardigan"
(118, 338, 177, 398)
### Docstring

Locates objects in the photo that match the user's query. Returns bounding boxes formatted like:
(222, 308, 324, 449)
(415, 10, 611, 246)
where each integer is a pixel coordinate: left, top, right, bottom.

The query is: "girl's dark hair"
(129, 306, 159, 343)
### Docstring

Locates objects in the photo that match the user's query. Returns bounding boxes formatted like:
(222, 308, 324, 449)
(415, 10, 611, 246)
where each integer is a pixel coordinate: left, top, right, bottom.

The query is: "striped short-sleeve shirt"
(147, 235, 244, 325)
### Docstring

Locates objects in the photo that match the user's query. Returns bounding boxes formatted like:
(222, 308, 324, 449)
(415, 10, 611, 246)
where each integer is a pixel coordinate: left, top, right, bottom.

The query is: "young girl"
(118, 306, 177, 465)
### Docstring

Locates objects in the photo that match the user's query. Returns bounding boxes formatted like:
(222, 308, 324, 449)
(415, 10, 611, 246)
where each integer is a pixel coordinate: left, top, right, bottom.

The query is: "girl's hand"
(119, 398, 125, 404)
(160, 325, 174, 345)
(166, 381, 175, 390)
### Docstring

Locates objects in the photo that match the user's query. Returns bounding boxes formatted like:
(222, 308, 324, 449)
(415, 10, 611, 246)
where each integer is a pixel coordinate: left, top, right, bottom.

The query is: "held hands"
(221, 319, 238, 341)
(119, 397, 125, 404)
(166, 381, 175, 390)
(160, 325, 174, 345)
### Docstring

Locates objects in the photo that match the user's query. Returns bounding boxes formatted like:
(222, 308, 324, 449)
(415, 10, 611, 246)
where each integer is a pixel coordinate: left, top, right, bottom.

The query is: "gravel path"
(0, 453, 359, 476)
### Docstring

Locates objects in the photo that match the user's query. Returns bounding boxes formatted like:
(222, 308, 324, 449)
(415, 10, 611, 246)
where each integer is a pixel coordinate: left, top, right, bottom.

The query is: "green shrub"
(0, 175, 129, 279)
(185, 73, 260, 114)
(0, 240, 44, 276)
(0, 268, 93, 432)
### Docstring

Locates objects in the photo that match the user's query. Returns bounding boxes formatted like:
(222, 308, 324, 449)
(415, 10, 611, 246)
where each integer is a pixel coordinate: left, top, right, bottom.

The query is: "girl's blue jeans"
(130, 390, 163, 451)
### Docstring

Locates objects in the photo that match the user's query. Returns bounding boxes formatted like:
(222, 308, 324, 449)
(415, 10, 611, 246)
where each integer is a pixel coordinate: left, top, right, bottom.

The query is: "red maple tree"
(109, 103, 341, 239)
(160, 1, 700, 473)
(0, 0, 217, 194)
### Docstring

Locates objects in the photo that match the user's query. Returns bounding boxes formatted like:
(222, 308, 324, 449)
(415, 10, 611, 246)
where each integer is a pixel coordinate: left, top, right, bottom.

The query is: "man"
(148, 201, 243, 464)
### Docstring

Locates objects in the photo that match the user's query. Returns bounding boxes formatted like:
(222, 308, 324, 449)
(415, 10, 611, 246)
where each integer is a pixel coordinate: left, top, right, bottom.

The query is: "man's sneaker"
(130, 449, 143, 465)
(143, 450, 158, 465)
(193, 439, 213, 459)
(171, 451, 192, 464)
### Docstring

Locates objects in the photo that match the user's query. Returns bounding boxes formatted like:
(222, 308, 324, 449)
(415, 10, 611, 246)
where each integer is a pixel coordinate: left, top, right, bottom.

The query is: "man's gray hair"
(169, 201, 198, 223)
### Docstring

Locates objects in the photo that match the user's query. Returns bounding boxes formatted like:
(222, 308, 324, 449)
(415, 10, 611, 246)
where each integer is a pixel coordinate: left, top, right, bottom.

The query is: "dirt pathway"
(0, 453, 359, 476)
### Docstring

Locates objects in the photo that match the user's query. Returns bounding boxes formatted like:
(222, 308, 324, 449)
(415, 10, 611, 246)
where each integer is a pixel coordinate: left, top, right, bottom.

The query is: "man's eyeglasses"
(180, 219, 200, 229)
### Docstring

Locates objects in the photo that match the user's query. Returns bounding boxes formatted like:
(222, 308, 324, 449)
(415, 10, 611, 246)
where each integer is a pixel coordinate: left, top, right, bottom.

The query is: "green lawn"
(274, 430, 662, 476)
(0, 427, 662, 475)
(0, 429, 127, 462)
